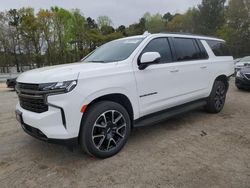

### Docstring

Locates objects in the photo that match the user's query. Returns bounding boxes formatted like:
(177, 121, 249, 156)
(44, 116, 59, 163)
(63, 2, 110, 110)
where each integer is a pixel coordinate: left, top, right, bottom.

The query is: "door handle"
(200, 66, 207, 69)
(170, 69, 179, 73)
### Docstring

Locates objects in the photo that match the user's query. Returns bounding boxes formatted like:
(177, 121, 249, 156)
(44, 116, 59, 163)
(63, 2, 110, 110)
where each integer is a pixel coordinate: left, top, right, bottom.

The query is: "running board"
(134, 99, 207, 127)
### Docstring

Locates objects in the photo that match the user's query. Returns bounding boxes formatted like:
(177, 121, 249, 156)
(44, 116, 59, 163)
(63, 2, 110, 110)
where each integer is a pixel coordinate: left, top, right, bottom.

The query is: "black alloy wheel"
(206, 80, 228, 113)
(214, 83, 226, 111)
(80, 101, 131, 158)
(92, 110, 127, 151)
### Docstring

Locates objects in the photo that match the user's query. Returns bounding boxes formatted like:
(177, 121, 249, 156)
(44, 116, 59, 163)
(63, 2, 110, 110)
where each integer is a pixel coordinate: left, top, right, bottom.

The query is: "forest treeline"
(0, 0, 249, 72)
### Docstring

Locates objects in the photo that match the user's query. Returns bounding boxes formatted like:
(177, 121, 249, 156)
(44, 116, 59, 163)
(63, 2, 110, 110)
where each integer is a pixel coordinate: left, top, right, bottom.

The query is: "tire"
(236, 85, 244, 90)
(79, 101, 131, 159)
(205, 80, 227, 114)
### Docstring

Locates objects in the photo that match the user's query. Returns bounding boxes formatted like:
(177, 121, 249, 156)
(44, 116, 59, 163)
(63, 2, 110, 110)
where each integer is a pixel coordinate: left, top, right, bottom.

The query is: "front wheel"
(205, 80, 227, 114)
(79, 101, 131, 158)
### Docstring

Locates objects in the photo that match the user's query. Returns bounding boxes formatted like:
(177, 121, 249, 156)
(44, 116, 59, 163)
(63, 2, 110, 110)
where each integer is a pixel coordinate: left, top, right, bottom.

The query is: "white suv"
(15, 33, 234, 158)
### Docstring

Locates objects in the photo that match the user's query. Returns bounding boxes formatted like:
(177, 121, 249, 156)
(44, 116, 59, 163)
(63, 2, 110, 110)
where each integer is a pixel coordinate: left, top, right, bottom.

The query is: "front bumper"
(16, 103, 78, 145)
(235, 77, 250, 89)
(15, 88, 84, 144)
(19, 115, 77, 146)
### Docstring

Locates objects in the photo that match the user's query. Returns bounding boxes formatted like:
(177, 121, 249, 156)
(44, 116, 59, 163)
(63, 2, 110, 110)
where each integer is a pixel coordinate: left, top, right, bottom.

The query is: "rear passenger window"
(206, 40, 231, 56)
(142, 38, 172, 63)
(173, 38, 201, 61)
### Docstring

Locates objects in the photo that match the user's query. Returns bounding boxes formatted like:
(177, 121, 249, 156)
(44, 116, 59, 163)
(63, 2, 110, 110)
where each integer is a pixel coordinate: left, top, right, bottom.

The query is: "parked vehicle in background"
(6, 77, 17, 89)
(235, 66, 250, 90)
(15, 33, 234, 158)
(234, 58, 242, 64)
(235, 56, 250, 72)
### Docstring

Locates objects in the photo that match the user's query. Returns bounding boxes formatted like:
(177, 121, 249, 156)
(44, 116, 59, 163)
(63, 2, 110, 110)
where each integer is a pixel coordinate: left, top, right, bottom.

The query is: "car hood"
(17, 62, 116, 84)
(240, 67, 250, 74)
(235, 61, 250, 67)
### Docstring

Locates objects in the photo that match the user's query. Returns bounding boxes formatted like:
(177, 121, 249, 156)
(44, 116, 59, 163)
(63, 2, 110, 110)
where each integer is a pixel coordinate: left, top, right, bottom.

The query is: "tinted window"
(173, 38, 201, 61)
(142, 38, 172, 63)
(206, 40, 231, 56)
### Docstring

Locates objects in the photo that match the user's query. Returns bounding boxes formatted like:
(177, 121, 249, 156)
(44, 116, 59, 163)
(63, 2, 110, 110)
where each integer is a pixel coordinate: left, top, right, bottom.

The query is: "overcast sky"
(0, 0, 202, 27)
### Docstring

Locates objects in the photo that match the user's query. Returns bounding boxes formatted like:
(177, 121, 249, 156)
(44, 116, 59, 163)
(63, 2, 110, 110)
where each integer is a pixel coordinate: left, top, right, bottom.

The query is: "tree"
(97, 16, 112, 28)
(163, 12, 173, 23)
(100, 25, 115, 35)
(7, 9, 22, 72)
(143, 13, 165, 33)
(218, 0, 250, 57)
(51, 7, 73, 64)
(116, 25, 126, 36)
(37, 9, 54, 65)
(195, 0, 226, 35)
(85, 17, 98, 29)
(70, 9, 86, 60)
(126, 18, 146, 36)
(19, 8, 43, 67)
(166, 14, 186, 32)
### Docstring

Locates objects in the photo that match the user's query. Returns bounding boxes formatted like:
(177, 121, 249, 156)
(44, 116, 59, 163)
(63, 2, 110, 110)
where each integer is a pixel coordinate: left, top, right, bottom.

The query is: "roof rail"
(160, 32, 219, 39)
(143, 31, 151, 36)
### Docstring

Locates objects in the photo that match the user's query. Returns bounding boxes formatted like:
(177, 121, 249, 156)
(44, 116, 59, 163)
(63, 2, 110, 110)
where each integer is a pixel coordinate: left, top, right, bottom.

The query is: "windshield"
(240, 56, 250, 62)
(83, 37, 145, 63)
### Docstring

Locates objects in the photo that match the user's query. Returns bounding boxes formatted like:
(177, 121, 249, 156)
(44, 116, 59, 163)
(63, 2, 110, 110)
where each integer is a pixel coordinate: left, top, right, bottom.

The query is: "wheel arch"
(79, 92, 135, 137)
(215, 75, 229, 91)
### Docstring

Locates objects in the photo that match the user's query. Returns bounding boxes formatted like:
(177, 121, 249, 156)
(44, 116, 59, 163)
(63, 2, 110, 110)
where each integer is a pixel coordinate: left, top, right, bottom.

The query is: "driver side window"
(142, 38, 173, 63)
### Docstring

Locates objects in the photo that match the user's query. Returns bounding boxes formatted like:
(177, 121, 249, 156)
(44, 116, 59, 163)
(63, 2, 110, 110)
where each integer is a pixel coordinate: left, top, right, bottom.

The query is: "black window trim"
(170, 37, 209, 64)
(138, 37, 174, 65)
(195, 39, 209, 60)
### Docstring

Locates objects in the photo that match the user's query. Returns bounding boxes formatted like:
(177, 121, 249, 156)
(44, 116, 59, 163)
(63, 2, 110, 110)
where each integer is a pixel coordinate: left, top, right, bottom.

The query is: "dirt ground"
(0, 81, 250, 188)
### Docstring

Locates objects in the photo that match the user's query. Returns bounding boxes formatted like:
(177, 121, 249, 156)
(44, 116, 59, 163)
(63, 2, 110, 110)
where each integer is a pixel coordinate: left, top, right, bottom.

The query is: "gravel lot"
(0, 81, 250, 188)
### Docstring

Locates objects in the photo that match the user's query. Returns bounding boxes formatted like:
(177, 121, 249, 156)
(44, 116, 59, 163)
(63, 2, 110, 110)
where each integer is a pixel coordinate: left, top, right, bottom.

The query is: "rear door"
(170, 37, 211, 99)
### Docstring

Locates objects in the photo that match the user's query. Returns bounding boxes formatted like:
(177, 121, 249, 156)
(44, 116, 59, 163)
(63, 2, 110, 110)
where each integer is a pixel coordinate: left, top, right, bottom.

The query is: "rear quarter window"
(206, 40, 231, 56)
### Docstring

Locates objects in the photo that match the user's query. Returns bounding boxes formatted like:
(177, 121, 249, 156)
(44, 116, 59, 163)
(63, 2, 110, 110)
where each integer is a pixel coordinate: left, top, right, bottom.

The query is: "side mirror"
(139, 52, 161, 70)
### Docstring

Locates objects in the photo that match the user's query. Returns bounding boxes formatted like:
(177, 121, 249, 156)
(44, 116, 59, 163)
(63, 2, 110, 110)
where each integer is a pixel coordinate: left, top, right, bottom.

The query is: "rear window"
(172, 38, 201, 61)
(206, 40, 231, 56)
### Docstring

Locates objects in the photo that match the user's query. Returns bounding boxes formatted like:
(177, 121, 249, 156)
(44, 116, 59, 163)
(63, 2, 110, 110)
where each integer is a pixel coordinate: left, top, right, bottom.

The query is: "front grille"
(19, 95, 48, 113)
(17, 83, 48, 113)
(244, 74, 250, 80)
(18, 83, 39, 91)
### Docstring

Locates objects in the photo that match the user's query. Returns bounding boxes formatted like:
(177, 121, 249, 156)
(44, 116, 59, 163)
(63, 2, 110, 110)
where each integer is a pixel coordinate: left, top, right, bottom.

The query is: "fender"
(80, 87, 140, 120)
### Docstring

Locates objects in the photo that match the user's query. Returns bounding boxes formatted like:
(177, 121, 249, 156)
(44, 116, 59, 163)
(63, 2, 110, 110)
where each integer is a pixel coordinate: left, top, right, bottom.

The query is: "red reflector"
(80, 105, 88, 113)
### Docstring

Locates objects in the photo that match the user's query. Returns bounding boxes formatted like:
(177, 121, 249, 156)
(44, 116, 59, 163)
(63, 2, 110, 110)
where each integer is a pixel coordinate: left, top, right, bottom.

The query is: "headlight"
(39, 80, 77, 93)
(236, 71, 243, 78)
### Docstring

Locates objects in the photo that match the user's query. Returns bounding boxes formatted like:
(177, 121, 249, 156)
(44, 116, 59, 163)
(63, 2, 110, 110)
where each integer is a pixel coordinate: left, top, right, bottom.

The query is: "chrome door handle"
(200, 66, 207, 69)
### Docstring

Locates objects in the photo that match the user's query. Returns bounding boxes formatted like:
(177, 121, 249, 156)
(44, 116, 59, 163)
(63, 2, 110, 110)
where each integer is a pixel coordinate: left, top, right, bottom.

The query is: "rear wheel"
(206, 80, 227, 113)
(79, 101, 131, 158)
